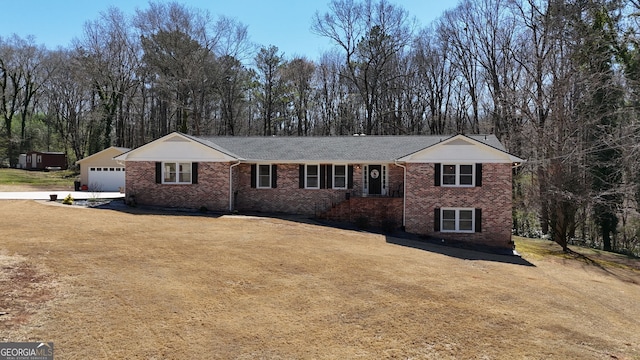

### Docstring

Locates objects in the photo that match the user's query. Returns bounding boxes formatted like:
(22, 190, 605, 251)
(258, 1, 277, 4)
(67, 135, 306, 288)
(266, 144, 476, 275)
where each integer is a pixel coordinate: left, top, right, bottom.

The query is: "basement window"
(441, 208, 475, 233)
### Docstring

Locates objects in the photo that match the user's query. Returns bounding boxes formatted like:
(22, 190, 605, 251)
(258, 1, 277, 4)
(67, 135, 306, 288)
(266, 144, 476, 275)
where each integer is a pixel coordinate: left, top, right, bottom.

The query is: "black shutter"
(271, 165, 277, 188)
(348, 165, 354, 189)
(326, 165, 333, 189)
(434, 208, 441, 232)
(192, 162, 198, 184)
(299, 165, 305, 188)
(476, 163, 482, 187)
(250, 164, 257, 188)
(155, 162, 162, 184)
(434, 163, 441, 186)
(475, 208, 482, 233)
(320, 165, 326, 189)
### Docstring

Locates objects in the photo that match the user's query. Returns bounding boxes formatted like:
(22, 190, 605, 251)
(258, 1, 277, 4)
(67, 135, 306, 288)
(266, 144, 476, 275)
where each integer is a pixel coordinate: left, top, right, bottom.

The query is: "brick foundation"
(319, 197, 403, 229)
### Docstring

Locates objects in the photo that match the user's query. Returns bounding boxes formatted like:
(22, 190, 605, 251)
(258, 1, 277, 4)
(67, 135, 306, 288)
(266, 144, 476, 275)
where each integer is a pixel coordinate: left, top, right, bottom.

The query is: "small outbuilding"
(76, 147, 129, 192)
(25, 151, 67, 170)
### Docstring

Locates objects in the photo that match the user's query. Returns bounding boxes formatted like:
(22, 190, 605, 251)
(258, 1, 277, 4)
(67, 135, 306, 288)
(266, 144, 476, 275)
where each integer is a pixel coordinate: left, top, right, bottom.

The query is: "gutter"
(394, 160, 407, 229)
(229, 160, 242, 211)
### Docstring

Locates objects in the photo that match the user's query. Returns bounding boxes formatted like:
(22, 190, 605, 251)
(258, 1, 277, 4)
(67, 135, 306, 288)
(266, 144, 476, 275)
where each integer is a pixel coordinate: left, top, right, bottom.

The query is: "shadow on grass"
(94, 201, 534, 266)
(386, 236, 536, 266)
(564, 249, 639, 284)
(90, 199, 225, 218)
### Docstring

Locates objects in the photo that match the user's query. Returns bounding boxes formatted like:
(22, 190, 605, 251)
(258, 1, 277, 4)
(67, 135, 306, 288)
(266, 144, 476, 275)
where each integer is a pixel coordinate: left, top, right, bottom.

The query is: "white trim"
(440, 208, 475, 233)
(332, 164, 347, 189)
(362, 164, 388, 195)
(162, 162, 192, 185)
(441, 163, 475, 187)
(399, 134, 525, 163)
(256, 164, 272, 189)
(305, 164, 320, 189)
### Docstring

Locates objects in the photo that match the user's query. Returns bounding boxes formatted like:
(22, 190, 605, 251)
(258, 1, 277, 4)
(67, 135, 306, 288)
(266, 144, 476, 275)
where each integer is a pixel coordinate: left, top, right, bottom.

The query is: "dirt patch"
(0, 200, 639, 359)
(0, 253, 57, 340)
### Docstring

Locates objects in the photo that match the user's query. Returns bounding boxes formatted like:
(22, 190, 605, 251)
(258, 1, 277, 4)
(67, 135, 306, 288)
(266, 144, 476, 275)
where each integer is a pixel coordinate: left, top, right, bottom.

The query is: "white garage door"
(88, 167, 125, 191)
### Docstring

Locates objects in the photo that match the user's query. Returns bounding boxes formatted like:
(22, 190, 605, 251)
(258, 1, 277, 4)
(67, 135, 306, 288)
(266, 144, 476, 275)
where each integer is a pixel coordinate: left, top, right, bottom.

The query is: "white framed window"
(442, 164, 474, 186)
(441, 208, 475, 233)
(257, 164, 272, 188)
(363, 165, 369, 191)
(333, 165, 347, 189)
(163, 162, 192, 184)
(305, 164, 319, 189)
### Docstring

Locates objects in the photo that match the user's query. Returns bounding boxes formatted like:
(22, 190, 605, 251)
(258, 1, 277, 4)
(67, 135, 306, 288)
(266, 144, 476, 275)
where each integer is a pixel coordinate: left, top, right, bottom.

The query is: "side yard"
(0, 200, 638, 359)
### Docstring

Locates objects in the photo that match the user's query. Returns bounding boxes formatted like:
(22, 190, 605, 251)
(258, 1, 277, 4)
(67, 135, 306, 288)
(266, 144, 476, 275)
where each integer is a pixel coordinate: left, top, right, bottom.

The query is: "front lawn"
(1, 200, 639, 359)
(0, 168, 76, 189)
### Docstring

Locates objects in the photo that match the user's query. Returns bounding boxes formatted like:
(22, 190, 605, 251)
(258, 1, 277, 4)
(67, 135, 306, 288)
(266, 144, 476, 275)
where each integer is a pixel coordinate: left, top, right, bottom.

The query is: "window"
(258, 164, 272, 188)
(440, 208, 476, 233)
(441, 164, 475, 186)
(333, 165, 347, 189)
(306, 165, 319, 189)
(163, 162, 192, 184)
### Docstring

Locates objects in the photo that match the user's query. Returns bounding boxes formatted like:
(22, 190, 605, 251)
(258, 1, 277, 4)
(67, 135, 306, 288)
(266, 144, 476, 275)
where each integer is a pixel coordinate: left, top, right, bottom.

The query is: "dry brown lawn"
(1, 199, 639, 359)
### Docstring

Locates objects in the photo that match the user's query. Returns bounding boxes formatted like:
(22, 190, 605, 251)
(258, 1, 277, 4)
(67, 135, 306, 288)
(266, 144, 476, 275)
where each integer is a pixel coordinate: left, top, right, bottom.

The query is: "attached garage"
(76, 147, 130, 192)
(87, 166, 126, 191)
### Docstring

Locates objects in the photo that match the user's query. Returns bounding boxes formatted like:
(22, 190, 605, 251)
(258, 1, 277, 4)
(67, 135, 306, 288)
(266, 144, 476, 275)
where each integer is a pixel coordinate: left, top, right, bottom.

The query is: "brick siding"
(404, 162, 513, 249)
(319, 197, 403, 229)
(125, 161, 230, 211)
(126, 160, 514, 249)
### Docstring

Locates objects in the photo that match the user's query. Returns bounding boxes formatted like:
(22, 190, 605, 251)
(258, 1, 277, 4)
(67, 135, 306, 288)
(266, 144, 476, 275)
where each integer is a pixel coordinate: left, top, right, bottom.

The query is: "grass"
(0, 168, 76, 188)
(1, 200, 639, 359)
(514, 236, 640, 272)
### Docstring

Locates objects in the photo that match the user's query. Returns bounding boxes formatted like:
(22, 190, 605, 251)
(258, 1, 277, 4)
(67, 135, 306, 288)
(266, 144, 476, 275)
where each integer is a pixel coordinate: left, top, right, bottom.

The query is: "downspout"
(394, 160, 407, 229)
(229, 160, 241, 212)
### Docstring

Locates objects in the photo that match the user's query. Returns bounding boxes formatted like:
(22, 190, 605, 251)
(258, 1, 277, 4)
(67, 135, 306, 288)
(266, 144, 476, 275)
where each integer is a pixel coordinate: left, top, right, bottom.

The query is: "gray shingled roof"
(187, 134, 506, 162)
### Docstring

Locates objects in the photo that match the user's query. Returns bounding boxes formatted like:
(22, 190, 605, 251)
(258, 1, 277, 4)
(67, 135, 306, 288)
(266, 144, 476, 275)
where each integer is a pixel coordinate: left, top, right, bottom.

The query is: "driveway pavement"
(0, 191, 125, 200)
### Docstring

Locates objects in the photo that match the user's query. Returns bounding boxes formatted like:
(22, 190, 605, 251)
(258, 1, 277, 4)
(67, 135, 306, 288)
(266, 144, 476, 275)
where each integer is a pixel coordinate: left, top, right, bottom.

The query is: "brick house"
(115, 132, 524, 249)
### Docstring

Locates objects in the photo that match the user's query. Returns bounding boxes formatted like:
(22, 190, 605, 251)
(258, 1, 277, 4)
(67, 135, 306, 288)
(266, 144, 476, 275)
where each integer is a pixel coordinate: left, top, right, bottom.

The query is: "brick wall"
(234, 163, 405, 215)
(319, 197, 403, 229)
(126, 160, 514, 249)
(125, 161, 231, 211)
(404, 163, 513, 249)
(234, 164, 351, 214)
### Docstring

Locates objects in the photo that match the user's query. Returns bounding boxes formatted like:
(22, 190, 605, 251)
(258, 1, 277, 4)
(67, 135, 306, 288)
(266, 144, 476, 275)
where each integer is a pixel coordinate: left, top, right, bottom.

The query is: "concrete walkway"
(0, 191, 125, 200)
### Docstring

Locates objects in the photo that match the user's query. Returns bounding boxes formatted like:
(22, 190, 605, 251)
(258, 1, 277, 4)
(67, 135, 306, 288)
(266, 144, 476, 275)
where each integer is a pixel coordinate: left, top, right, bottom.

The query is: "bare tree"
(312, 0, 415, 134)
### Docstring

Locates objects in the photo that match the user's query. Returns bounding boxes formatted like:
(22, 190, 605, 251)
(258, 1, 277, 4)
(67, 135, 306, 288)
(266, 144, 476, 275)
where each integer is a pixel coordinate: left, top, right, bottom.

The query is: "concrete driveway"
(0, 191, 125, 200)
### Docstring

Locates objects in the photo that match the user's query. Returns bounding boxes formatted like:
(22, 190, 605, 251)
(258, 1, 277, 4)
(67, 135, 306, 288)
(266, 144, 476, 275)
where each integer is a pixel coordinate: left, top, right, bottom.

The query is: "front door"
(368, 165, 382, 195)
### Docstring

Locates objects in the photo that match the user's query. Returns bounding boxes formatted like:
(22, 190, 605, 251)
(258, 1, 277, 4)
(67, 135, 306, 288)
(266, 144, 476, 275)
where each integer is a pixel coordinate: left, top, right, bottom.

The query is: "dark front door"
(368, 165, 382, 195)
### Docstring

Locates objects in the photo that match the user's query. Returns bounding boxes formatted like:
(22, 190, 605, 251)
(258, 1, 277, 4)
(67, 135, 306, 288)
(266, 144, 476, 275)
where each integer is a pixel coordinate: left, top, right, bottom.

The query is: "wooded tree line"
(1, 0, 640, 255)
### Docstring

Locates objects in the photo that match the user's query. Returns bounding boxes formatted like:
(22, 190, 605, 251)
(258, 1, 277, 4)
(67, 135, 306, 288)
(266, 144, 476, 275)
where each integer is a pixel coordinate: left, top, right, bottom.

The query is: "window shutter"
(326, 165, 333, 189)
(348, 165, 354, 189)
(475, 208, 482, 233)
(271, 165, 277, 188)
(434, 208, 441, 232)
(476, 163, 482, 187)
(250, 164, 257, 188)
(299, 165, 305, 188)
(192, 163, 198, 184)
(434, 163, 441, 186)
(320, 164, 326, 189)
(155, 162, 162, 184)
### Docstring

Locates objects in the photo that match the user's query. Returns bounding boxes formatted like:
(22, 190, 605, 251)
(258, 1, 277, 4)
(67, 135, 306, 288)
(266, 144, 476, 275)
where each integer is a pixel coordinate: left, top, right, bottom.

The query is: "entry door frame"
(363, 164, 387, 196)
